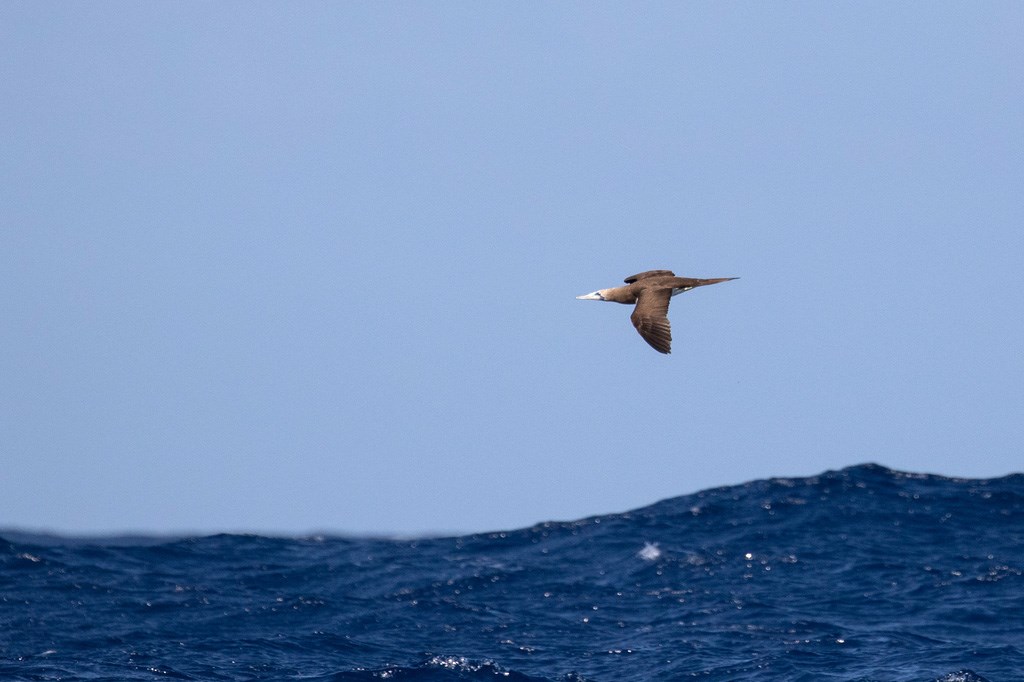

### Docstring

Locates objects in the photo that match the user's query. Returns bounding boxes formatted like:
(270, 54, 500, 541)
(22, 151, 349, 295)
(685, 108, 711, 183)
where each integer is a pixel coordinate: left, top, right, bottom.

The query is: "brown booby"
(576, 270, 737, 354)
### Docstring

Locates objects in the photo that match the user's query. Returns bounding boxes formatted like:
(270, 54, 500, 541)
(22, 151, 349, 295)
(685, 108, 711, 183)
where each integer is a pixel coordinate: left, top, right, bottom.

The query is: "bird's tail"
(695, 277, 739, 286)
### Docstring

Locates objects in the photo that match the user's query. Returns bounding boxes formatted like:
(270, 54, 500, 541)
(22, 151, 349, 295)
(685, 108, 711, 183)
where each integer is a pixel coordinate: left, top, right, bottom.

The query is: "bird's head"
(575, 289, 609, 301)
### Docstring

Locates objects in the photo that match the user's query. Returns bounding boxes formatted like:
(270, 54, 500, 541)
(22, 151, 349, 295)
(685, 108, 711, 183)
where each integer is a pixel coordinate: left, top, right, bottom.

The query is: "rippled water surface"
(3, 464, 1022, 681)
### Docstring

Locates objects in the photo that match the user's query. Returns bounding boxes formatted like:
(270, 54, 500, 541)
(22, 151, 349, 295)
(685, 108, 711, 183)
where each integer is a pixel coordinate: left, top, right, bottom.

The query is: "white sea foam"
(638, 542, 661, 561)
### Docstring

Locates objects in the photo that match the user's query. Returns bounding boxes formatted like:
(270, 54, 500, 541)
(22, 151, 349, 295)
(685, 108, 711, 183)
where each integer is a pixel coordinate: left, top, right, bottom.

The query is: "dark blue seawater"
(3, 464, 1023, 682)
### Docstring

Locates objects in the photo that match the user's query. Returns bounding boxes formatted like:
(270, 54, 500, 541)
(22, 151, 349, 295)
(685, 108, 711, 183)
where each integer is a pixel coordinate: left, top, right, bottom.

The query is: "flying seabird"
(576, 270, 737, 354)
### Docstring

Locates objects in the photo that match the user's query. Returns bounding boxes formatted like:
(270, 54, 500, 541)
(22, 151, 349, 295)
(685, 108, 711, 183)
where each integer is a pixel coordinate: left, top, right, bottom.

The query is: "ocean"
(2, 464, 1022, 681)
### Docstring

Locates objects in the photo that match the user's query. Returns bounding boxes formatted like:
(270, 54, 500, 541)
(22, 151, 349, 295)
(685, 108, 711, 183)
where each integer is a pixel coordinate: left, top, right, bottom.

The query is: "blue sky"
(2, 3, 1022, 536)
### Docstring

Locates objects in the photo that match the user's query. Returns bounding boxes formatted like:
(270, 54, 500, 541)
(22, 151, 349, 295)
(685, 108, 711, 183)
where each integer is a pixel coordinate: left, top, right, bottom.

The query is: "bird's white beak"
(576, 292, 605, 300)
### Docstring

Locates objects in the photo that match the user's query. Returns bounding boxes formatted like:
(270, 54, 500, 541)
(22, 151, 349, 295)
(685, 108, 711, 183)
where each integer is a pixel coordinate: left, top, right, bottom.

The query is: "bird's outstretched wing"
(624, 270, 675, 284)
(630, 288, 674, 354)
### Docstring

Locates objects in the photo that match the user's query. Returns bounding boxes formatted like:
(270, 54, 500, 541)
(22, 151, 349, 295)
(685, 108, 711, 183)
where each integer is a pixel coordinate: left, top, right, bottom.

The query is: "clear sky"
(2, 3, 1022, 536)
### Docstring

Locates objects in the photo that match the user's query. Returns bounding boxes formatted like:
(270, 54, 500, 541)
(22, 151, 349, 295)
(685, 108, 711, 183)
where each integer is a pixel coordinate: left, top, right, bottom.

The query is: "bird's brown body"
(576, 270, 736, 354)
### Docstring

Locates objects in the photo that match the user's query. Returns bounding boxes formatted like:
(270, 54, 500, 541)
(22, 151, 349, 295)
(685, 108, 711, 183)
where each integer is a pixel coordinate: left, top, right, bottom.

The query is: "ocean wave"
(2, 464, 1022, 681)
